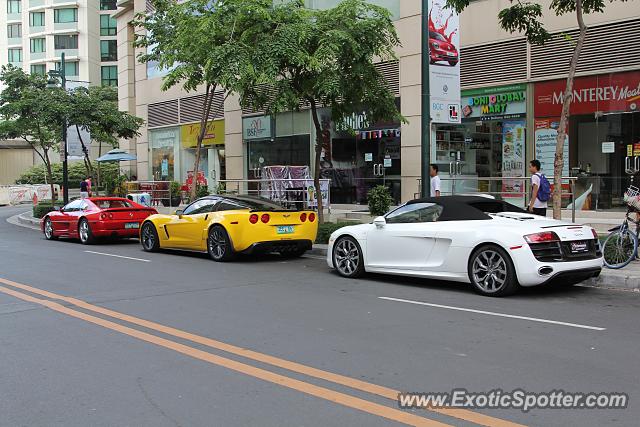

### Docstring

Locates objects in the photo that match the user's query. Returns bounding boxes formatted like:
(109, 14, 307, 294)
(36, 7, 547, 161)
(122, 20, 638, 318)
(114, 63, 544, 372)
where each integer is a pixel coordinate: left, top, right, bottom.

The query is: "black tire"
(43, 217, 57, 240)
(208, 225, 235, 262)
(78, 218, 95, 245)
(332, 236, 365, 278)
(280, 248, 307, 259)
(468, 245, 519, 297)
(140, 222, 160, 252)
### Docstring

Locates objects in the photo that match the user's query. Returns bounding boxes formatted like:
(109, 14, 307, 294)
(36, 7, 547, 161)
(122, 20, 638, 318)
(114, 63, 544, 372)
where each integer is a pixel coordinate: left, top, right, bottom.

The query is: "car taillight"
(308, 212, 316, 222)
(524, 231, 560, 244)
(300, 213, 307, 222)
(591, 228, 598, 239)
(100, 213, 107, 220)
(249, 214, 259, 224)
(108, 213, 113, 219)
(261, 213, 270, 223)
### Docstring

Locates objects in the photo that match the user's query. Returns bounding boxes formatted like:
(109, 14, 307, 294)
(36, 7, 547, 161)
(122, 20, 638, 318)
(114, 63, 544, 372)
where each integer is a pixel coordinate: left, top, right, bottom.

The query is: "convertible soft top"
(406, 196, 526, 221)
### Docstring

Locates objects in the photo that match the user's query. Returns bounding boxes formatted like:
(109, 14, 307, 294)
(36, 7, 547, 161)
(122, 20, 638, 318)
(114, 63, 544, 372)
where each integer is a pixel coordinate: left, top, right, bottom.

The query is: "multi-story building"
(115, 0, 639, 211)
(0, 0, 120, 184)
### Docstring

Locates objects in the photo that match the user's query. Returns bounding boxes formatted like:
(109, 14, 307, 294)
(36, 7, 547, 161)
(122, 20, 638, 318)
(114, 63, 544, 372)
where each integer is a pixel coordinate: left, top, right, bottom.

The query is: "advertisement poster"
(428, 0, 461, 124)
(305, 180, 330, 208)
(462, 84, 527, 121)
(502, 120, 526, 198)
(534, 119, 569, 177)
(66, 126, 91, 160)
(181, 120, 225, 148)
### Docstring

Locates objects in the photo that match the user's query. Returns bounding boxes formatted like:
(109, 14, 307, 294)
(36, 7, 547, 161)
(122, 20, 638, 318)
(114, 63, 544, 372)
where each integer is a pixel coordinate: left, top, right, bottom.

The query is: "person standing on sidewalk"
(528, 160, 550, 217)
(85, 176, 93, 197)
(430, 164, 441, 197)
(80, 178, 89, 199)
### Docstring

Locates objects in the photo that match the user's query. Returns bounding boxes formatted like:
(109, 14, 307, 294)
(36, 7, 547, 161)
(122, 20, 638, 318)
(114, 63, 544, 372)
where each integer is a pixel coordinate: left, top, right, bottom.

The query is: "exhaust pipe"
(538, 266, 554, 276)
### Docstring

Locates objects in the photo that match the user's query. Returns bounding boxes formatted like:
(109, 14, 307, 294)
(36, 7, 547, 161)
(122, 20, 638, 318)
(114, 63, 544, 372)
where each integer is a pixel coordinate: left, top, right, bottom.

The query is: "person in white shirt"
(528, 159, 547, 217)
(430, 164, 441, 197)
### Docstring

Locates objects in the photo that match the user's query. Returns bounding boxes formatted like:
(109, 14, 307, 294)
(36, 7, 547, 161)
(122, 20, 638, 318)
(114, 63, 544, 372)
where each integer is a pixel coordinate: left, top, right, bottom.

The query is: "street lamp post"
(49, 53, 68, 204)
(421, 0, 431, 198)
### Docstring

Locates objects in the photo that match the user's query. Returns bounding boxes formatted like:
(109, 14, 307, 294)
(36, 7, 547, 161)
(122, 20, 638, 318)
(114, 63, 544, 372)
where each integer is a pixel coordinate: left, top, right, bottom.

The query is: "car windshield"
(94, 199, 132, 209)
(429, 31, 446, 42)
(227, 196, 293, 211)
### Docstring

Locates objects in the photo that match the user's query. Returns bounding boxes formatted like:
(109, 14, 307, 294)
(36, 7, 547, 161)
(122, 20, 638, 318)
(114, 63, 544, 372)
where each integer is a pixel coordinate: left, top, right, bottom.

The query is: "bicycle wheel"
(602, 228, 638, 269)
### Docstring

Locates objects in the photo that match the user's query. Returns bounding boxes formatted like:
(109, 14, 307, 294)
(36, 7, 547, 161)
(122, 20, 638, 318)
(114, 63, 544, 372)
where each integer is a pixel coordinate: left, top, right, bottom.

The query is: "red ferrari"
(429, 30, 458, 66)
(42, 197, 157, 244)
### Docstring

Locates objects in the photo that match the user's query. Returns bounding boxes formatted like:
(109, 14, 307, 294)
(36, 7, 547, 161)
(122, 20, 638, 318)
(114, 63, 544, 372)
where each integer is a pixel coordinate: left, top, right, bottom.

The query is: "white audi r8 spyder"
(327, 196, 603, 297)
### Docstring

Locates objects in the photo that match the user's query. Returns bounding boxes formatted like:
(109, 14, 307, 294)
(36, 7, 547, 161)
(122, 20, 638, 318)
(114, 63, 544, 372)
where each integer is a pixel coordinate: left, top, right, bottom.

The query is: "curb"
(6, 211, 41, 231)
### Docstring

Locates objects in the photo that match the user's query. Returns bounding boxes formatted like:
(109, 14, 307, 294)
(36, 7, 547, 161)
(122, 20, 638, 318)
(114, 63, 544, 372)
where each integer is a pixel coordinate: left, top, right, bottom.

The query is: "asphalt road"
(1, 205, 639, 427)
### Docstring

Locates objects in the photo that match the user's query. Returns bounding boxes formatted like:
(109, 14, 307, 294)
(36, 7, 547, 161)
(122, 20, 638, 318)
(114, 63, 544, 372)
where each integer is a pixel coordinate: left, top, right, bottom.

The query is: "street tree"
(69, 86, 144, 194)
(244, 0, 403, 223)
(0, 65, 68, 203)
(447, 0, 629, 219)
(134, 0, 272, 200)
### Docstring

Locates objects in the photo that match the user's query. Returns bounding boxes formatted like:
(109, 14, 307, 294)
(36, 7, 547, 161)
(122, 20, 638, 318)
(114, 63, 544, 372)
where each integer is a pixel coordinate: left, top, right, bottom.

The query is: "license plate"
(277, 225, 294, 234)
(447, 52, 455, 56)
(125, 222, 139, 229)
(570, 241, 588, 253)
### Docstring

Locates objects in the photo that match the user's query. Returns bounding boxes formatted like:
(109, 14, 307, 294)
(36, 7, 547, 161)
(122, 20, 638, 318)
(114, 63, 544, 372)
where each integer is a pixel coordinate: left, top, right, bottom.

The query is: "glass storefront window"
(247, 135, 311, 178)
(150, 128, 179, 181)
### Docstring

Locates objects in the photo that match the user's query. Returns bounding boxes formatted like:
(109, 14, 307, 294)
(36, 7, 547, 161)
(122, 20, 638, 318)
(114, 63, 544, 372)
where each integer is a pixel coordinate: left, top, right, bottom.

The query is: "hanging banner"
(501, 120, 526, 198)
(65, 126, 91, 160)
(534, 119, 569, 177)
(427, 0, 461, 124)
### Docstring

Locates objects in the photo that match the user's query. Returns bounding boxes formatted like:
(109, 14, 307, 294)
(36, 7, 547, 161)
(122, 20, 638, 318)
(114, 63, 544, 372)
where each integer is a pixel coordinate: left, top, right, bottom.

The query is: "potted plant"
(170, 181, 182, 206)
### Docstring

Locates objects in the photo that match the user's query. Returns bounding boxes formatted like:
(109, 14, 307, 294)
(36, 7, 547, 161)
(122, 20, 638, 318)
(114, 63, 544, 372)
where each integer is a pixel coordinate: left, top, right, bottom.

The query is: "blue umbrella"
(96, 149, 137, 163)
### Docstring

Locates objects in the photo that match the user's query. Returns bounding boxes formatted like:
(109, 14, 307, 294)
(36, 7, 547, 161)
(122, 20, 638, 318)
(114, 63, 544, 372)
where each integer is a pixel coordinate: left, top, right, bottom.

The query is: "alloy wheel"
(142, 224, 155, 250)
(334, 238, 360, 276)
(472, 250, 508, 293)
(79, 220, 89, 243)
(44, 219, 53, 239)
(209, 229, 226, 260)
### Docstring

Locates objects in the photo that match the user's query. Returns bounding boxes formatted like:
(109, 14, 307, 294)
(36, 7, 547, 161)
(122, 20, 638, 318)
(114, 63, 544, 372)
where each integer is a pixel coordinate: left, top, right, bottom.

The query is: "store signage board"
(181, 120, 225, 148)
(243, 115, 273, 140)
(601, 141, 615, 154)
(384, 157, 392, 167)
(364, 152, 373, 162)
(428, 0, 461, 124)
(462, 84, 527, 120)
(534, 70, 640, 117)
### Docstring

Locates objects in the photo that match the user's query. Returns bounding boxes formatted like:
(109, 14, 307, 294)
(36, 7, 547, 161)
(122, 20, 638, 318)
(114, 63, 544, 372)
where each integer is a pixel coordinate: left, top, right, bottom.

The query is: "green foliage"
(16, 162, 120, 187)
(196, 185, 210, 198)
(367, 185, 393, 217)
(170, 181, 182, 198)
(446, 0, 627, 45)
(315, 221, 358, 244)
(33, 202, 65, 219)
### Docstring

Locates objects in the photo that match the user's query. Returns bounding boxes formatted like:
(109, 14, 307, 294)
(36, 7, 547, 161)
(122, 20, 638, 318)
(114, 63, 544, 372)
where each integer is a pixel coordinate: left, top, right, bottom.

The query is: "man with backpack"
(528, 159, 550, 217)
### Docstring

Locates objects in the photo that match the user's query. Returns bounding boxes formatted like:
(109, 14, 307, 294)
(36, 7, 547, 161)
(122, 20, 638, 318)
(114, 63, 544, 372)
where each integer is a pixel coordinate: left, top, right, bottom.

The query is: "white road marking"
(84, 251, 151, 263)
(378, 296, 606, 331)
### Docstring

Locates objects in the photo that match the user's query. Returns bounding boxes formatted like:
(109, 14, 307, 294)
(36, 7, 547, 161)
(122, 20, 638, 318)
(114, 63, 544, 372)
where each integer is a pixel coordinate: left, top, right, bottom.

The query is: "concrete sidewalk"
(8, 209, 639, 292)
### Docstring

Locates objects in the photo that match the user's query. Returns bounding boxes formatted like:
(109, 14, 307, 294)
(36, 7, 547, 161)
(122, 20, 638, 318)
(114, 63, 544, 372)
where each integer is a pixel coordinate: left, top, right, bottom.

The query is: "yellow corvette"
(139, 195, 318, 261)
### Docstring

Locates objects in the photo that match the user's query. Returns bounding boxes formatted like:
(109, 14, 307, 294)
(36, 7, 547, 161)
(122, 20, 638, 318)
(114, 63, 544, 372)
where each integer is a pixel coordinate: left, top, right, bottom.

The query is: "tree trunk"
(43, 149, 55, 206)
(309, 99, 325, 224)
(190, 83, 215, 201)
(553, 0, 587, 219)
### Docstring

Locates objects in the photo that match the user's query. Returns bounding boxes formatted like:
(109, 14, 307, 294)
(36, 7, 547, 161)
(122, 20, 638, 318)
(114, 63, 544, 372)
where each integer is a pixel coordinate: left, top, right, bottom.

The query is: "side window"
(182, 199, 218, 215)
(79, 201, 89, 211)
(216, 201, 244, 212)
(385, 203, 443, 224)
(63, 200, 82, 212)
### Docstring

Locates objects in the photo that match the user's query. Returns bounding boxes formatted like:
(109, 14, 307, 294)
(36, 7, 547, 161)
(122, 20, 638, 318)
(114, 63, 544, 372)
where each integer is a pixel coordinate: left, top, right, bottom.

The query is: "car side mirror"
(374, 216, 386, 228)
(175, 209, 183, 218)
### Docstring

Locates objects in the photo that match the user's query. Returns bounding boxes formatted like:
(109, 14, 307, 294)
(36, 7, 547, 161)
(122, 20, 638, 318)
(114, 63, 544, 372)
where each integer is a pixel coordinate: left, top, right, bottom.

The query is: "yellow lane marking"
(0, 277, 526, 427)
(0, 284, 449, 427)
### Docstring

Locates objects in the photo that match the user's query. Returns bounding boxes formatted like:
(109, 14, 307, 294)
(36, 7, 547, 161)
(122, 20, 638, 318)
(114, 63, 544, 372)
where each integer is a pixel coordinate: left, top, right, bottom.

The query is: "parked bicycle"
(602, 185, 640, 269)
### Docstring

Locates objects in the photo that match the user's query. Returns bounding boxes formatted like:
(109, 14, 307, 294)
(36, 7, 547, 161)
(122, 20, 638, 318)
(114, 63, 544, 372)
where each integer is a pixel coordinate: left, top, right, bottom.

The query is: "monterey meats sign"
(535, 71, 640, 117)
